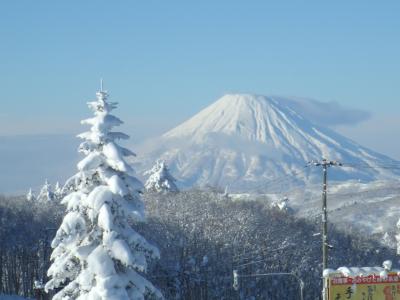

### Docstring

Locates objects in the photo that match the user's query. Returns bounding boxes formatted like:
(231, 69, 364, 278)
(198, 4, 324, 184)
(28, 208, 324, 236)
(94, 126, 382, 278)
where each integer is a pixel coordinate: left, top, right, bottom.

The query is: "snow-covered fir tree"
(45, 85, 163, 299)
(26, 188, 36, 202)
(37, 180, 55, 202)
(144, 160, 178, 193)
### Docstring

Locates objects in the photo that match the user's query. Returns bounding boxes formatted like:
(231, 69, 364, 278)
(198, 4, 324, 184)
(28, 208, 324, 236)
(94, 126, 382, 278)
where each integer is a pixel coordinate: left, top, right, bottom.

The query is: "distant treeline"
(0, 191, 396, 299)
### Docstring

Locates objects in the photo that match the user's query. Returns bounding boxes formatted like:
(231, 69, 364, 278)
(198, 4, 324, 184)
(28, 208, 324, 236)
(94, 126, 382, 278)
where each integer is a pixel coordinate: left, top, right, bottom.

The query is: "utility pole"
(309, 159, 342, 300)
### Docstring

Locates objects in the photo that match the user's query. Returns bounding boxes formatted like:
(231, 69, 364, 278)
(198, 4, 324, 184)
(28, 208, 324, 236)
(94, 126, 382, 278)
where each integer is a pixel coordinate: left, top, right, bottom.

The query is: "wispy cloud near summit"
(273, 96, 371, 127)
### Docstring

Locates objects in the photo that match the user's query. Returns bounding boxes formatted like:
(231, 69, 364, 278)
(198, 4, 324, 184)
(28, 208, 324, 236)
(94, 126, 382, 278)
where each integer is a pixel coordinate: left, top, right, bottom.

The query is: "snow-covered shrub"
(45, 87, 163, 299)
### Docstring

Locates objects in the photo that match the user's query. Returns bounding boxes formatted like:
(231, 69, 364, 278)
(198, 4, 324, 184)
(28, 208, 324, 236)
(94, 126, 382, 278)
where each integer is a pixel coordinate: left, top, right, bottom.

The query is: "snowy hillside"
(230, 179, 400, 241)
(133, 94, 400, 191)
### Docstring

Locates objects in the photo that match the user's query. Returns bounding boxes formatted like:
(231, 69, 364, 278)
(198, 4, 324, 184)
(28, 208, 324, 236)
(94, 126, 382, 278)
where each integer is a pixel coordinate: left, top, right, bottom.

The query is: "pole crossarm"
(308, 159, 343, 168)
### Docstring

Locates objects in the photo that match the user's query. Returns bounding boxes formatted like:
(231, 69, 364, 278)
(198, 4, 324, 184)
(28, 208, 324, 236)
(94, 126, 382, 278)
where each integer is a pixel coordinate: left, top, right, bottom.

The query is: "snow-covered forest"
(0, 191, 396, 299)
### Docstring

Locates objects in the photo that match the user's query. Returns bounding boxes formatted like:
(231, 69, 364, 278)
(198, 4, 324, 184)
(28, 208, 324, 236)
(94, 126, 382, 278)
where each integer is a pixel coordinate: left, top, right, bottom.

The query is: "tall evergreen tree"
(45, 85, 163, 299)
(144, 160, 178, 193)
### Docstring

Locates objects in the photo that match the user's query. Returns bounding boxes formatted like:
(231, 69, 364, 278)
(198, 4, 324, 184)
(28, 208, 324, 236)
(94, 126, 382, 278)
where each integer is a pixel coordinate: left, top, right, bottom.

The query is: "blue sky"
(1, 1, 399, 156)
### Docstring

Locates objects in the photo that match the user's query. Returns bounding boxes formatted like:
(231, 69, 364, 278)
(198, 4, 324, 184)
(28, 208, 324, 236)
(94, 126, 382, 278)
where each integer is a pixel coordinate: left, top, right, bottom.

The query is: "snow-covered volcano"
(134, 94, 399, 191)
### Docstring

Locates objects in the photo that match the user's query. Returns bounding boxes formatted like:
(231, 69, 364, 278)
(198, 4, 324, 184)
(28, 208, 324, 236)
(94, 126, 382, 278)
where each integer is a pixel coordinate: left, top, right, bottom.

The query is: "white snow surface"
(133, 94, 400, 192)
(229, 179, 400, 240)
(323, 260, 397, 278)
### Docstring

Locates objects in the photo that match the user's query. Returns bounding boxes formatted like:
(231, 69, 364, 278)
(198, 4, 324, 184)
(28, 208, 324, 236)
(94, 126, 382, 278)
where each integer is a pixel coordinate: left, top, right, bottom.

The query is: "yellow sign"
(328, 274, 400, 300)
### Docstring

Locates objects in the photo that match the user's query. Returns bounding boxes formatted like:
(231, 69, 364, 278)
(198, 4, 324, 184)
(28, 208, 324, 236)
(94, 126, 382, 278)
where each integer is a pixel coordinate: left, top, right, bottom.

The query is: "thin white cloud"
(273, 96, 371, 127)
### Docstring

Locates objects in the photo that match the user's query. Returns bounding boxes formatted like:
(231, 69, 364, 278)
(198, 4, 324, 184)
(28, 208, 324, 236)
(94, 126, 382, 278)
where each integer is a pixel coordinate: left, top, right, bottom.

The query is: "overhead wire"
(341, 162, 400, 170)
(246, 165, 311, 194)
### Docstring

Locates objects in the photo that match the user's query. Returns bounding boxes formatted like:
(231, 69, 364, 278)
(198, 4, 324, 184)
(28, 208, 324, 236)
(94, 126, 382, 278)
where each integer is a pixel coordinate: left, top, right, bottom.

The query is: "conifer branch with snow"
(144, 160, 178, 193)
(45, 86, 163, 299)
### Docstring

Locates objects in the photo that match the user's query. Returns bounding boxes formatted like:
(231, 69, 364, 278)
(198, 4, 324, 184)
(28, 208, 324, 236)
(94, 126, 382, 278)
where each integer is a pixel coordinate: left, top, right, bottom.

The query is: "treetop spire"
(96, 78, 109, 105)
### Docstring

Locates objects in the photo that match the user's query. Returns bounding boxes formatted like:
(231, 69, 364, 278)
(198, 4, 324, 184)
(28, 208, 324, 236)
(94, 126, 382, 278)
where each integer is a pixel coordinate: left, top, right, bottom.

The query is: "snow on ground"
(323, 260, 397, 279)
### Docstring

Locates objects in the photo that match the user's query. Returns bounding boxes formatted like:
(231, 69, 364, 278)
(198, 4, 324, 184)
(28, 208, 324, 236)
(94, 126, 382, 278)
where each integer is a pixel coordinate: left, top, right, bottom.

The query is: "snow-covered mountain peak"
(162, 93, 348, 162)
(164, 93, 303, 144)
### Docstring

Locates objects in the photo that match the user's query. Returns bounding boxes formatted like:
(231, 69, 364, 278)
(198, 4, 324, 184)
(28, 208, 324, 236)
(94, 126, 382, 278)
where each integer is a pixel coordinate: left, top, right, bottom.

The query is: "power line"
(233, 245, 297, 268)
(246, 165, 310, 192)
(233, 246, 272, 262)
(233, 242, 295, 262)
(341, 162, 400, 170)
(234, 257, 276, 269)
